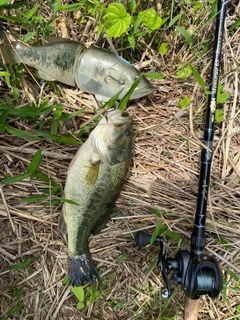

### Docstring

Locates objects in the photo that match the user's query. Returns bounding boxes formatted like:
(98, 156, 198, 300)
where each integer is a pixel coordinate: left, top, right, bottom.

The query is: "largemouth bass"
(59, 110, 133, 286)
(0, 25, 153, 101)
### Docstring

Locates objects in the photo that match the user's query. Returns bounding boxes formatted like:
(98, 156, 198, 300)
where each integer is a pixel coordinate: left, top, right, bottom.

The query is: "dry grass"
(0, 1, 240, 319)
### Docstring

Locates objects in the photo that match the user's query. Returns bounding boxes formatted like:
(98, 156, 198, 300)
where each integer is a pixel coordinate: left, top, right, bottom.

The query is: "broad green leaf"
(158, 42, 168, 55)
(72, 286, 85, 301)
(189, 64, 206, 89)
(1, 172, 29, 185)
(76, 301, 85, 310)
(175, 26, 193, 46)
(217, 83, 230, 104)
(138, 8, 163, 31)
(128, 0, 136, 13)
(101, 3, 131, 38)
(0, 0, 12, 5)
(177, 64, 192, 78)
(27, 148, 43, 174)
(178, 96, 191, 108)
(215, 109, 224, 122)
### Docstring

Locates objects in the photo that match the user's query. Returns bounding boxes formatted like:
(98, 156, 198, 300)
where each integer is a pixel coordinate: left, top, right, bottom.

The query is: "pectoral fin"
(86, 159, 100, 186)
(58, 211, 67, 235)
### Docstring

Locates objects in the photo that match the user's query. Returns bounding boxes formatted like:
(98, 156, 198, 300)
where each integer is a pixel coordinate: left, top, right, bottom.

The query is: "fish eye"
(124, 128, 131, 136)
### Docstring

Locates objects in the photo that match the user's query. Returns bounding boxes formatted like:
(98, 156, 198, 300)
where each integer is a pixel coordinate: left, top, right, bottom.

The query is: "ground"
(0, 1, 240, 319)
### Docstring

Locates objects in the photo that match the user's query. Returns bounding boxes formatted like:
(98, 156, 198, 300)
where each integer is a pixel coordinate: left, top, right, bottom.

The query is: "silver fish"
(0, 25, 153, 101)
(59, 110, 133, 286)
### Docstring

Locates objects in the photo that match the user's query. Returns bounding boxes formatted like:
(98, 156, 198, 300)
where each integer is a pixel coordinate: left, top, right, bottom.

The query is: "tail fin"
(68, 254, 98, 287)
(0, 24, 21, 68)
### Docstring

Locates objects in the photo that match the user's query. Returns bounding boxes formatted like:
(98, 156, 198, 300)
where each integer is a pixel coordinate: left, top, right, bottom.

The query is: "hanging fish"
(0, 25, 153, 101)
(59, 109, 133, 286)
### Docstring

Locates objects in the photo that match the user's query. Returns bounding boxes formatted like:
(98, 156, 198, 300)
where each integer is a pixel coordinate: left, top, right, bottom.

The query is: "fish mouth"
(129, 76, 153, 100)
(130, 84, 153, 99)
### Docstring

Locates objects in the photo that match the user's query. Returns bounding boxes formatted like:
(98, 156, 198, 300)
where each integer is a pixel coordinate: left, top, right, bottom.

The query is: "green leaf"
(128, 34, 135, 49)
(189, 64, 206, 89)
(21, 31, 37, 42)
(150, 220, 167, 245)
(0, 124, 6, 132)
(116, 252, 128, 262)
(6, 126, 39, 140)
(169, 13, 181, 27)
(177, 63, 192, 78)
(178, 96, 191, 108)
(165, 231, 181, 240)
(128, 0, 136, 13)
(26, 4, 39, 20)
(10, 256, 39, 269)
(72, 286, 85, 302)
(0, 0, 13, 5)
(138, 8, 163, 31)
(215, 109, 224, 122)
(118, 75, 142, 110)
(0, 71, 10, 87)
(60, 198, 80, 206)
(0, 15, 26, 23)
(101, 3, 131, 38)
(226, 268, 239, 282)
(158, 42, 168, 55)
(175, 26, 193, 46)
(27, 148, 43, 174)
(1, 173, 30, 185)
(143, 72, 164, 79)
(150, 208, 161, 218)
(217, 83, 230, 104)
(51, 119, 58, 135)
(20, 195, 49, 203)
(76, 301, 85, 310)
(0, 109, 9, 124)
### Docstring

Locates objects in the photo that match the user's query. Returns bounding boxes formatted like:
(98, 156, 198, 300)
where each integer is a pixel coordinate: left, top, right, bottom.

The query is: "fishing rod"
(136, 0, 228, 318)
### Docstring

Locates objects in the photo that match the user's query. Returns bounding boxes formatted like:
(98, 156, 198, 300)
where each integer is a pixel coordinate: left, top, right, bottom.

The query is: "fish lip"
(130, 85, 153, 99)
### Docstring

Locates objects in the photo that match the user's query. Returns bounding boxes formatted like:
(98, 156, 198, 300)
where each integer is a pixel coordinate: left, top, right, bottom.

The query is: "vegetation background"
(0, 0, 239, 319)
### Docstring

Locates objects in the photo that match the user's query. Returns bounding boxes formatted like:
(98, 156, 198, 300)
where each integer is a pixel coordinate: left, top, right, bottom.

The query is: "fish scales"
(0, 24, 153, 101)
(60, 110, 133, 286)
(15, 42, 84, 85)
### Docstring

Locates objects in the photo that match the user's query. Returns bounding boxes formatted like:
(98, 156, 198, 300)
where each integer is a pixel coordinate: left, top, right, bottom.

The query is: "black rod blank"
(191, 0, 228, 257)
